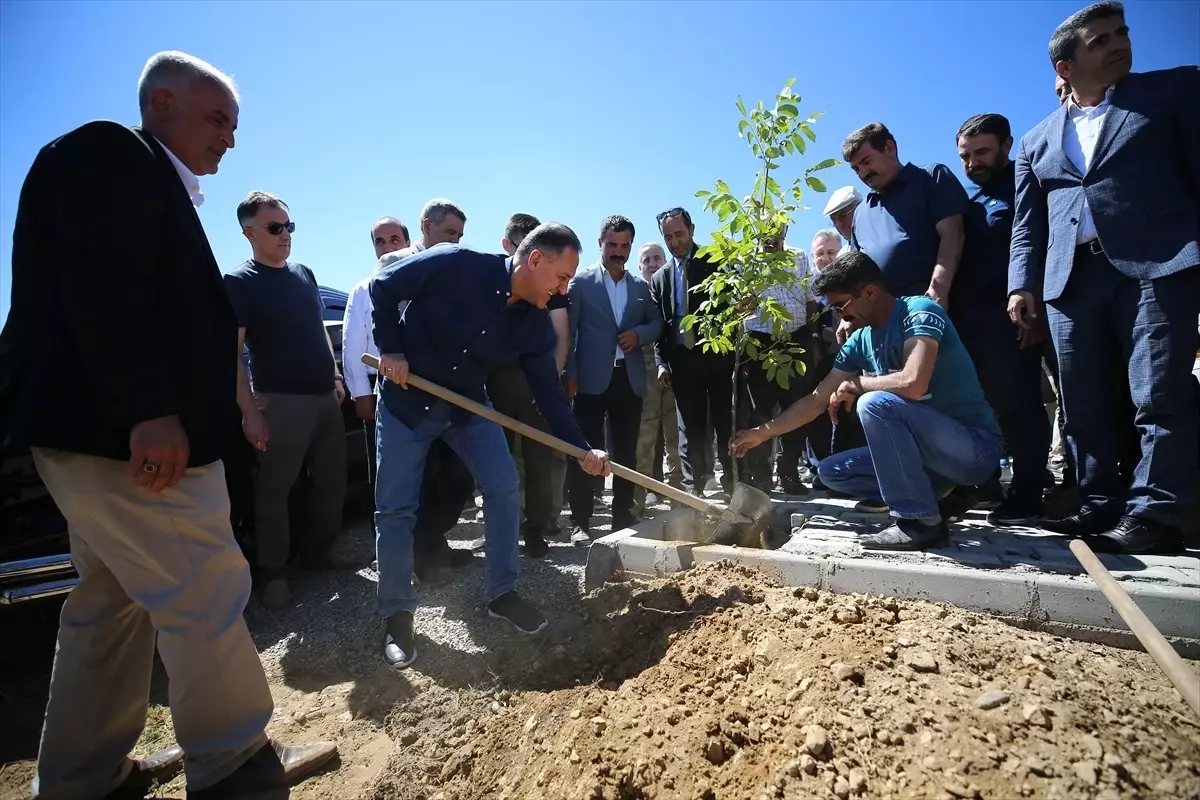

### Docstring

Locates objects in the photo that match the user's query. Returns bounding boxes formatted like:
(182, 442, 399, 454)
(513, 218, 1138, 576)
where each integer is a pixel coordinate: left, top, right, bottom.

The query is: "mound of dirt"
(368, 563, 1200, 800)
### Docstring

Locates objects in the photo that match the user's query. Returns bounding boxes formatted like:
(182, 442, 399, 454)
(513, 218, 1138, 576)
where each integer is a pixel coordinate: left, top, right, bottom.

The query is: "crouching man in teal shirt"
(732, 251, 1002, 550)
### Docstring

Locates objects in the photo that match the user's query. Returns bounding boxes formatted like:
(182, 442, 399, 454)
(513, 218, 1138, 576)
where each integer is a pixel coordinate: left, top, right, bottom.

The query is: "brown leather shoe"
(106, 745, 185, 798)
(187, 740, 338, 798)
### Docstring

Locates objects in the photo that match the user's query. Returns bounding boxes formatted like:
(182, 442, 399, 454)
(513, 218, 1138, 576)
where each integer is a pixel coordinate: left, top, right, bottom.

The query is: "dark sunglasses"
(250, 221, 296, 236)
(656, 207, 686, 224)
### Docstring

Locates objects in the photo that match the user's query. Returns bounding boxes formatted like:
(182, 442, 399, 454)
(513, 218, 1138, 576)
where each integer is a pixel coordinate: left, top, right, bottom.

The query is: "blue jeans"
(817, 391, 1003, 520)
(375, 399, 519, 618)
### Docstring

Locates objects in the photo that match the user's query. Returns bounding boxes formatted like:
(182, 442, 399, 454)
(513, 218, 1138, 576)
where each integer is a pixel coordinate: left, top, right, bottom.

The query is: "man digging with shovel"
(369, 222, 611, 669)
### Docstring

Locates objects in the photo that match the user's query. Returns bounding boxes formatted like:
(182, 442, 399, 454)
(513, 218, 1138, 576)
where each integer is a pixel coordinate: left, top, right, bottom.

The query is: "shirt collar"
(153, 137, 203, 208)
(1067, 85, 1115, 114)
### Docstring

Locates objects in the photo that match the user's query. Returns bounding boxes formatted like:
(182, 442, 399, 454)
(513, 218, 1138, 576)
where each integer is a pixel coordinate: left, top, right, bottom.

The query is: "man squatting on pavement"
(369, 223, 611, 669)
(732, 251, 1003, 551)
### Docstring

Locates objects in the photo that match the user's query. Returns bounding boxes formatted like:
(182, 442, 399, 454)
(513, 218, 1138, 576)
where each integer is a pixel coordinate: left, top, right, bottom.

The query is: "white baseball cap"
(823, 186, 863, 216)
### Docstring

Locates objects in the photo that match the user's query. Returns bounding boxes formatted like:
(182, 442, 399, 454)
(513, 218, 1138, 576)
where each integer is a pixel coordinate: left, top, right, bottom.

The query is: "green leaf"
(778, 102, 799, 118)
(715, 179, 731, 194)
(695, 189, 712, 198)
(777, 370, 790, 390)
(806, 176, 827, 192)
(738, 119, 749, 135)
(811, 158, 839, 171)
(793, 133, 807, 155)
(736, 97, 747, 116)
(799, 123, 817, 142)
(784, 77, 796, 90)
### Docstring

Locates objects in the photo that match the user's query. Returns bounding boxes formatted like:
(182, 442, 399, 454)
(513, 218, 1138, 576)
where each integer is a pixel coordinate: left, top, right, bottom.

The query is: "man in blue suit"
(1008, 1, 1200, 554)
(564, 215, 663, 543)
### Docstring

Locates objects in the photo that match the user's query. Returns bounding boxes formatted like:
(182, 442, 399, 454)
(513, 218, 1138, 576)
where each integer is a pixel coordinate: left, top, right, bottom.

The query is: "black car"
(0, 286, 369, 605)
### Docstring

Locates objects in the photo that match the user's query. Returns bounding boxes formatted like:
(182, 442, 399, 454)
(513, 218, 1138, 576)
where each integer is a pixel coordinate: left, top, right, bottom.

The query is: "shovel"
(361, 354, 774, 547)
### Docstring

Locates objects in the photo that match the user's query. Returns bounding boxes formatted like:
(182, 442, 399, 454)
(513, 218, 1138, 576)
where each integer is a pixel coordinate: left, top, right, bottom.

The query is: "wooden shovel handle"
(1069, 538, 1200, 719)
(361, 354, 722, 518)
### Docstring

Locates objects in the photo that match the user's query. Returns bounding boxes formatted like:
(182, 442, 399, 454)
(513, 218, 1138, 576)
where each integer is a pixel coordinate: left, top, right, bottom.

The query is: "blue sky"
(1, 0, 1197, 322)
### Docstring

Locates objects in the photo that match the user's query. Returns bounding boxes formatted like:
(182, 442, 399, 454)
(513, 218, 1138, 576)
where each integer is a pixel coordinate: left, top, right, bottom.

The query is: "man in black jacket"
(0, 50, 333, 798)
(649, 207, 736, 495)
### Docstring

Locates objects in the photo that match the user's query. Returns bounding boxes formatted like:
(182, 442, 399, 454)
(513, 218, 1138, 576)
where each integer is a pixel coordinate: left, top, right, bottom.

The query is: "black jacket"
(649, 243, 725, 368)
(0, 121, 239, 466)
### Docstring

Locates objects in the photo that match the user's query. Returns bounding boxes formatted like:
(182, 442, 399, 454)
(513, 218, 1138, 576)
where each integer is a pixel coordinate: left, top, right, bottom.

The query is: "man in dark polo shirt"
(955, 113, 1051, 526)
(844, 121, 969, 313)
(224, 191, 347, 611)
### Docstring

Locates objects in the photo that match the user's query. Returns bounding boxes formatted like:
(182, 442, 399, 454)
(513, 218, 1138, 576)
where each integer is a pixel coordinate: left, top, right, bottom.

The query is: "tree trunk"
(730, 343, 741, 487)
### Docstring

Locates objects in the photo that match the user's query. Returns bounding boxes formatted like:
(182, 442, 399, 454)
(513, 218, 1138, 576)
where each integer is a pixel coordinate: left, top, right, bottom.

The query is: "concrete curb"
(587, 507, 1200, 655)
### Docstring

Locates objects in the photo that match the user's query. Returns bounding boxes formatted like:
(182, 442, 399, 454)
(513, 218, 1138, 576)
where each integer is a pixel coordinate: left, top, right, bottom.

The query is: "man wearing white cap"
(823, 186, 862, 255)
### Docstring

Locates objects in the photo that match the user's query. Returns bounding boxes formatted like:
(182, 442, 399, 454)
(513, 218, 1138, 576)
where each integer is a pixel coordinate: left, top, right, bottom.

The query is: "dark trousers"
(669, 346, 734, 491)
(804, 349, 866, 466)
(569, 364, 643, 530)
(952, 302, 1051, 503)
(486, 360, 558, 531)
(1048, 251, 1200, 528)
(740, 330, 819, 486)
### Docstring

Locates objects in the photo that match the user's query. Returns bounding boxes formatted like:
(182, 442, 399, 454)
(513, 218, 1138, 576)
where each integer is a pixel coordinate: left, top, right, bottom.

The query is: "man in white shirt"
(632, 243, 683, 507)
(739, 227, 819, 495)
(822, 186, 862, 256)
(342, 199, 475, 582)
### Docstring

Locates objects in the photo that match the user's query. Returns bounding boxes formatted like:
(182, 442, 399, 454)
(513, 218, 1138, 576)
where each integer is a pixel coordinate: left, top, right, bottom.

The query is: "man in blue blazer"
(564, 215, 663, 543)
(1007, 1, 1200, 554)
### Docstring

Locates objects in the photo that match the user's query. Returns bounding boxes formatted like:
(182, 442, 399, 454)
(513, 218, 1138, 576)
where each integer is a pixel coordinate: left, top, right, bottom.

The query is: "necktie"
(682, 260, 696, 350)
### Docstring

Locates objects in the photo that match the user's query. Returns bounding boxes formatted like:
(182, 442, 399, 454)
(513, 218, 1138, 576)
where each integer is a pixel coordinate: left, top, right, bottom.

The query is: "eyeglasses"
(656, 207, 686, 224)
(830, 295, 857, 315)
(250, 221, 296, 236)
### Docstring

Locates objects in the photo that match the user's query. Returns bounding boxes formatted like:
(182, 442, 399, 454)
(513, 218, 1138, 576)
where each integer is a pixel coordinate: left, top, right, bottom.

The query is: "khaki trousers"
(29, 449, 273, 798)
(634, 352, 682, 504)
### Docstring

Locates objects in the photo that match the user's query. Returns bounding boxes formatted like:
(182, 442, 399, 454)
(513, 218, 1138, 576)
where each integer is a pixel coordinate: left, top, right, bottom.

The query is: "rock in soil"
(366, 562, 1200, 800)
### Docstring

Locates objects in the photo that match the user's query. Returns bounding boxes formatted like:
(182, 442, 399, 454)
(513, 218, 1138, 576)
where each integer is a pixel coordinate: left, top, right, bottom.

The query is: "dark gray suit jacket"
(1008, 66, 1200, 302)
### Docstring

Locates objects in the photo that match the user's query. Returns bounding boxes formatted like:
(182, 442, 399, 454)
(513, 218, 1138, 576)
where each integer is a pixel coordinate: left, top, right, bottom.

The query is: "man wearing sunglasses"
(224, 191, 347, 610)
(731, 251, 1002, 551)
(649, 207, 738, 496)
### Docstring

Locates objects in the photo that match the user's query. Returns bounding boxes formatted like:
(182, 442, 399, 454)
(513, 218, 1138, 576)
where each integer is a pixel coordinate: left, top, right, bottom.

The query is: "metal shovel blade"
(711, 482, 775, 548)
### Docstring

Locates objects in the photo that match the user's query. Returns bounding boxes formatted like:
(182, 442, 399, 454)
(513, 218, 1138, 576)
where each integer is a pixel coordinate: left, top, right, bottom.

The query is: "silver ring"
(142, 462, 160, 473)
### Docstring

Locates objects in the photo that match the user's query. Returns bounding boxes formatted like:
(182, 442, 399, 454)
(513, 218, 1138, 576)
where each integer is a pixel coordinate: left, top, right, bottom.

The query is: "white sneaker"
(646, 492, 659, 505)
(570, 528, 591, 546)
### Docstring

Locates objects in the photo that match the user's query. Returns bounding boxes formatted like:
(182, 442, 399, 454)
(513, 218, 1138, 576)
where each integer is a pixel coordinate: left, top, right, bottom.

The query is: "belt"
(613, 359, 627, 368)
(1076, 239, 1104, 257)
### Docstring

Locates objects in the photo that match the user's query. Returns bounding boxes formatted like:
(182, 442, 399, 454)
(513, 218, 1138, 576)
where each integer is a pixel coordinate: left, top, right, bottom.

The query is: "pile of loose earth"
(368, 563, 1200, 800)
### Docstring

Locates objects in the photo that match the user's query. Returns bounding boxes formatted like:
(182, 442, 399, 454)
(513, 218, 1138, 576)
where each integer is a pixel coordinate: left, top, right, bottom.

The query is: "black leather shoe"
(1092, 516, 1183, 555)
(106, 745, 185, 798)
(382, 611, 417, 669)
(522, 531, 550, 559)
(779, 475, 810, 496)
(1042, 506, 1119, 537)
(187, 740, 338, 798)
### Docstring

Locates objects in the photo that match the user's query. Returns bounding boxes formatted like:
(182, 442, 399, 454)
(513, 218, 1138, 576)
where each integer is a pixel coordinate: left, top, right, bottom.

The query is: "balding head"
(138, 51, 239, 176)
(637, 243, 667, 281)
(371, 216, 410, 258)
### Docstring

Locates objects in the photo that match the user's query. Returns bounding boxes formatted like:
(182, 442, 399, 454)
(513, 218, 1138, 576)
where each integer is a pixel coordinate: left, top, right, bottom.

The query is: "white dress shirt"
(341, 242, 427, 399)
(603, 269, 630, 361)
(746, 248, 815, 335)
(1062, 87, 1113, 244)
(154, 137, 203, 207)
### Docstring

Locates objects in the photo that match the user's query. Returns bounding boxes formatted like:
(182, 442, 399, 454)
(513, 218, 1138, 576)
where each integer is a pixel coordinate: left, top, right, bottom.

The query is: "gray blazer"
(1008, 66, 1200, 302)
(565, 263, 662, 397)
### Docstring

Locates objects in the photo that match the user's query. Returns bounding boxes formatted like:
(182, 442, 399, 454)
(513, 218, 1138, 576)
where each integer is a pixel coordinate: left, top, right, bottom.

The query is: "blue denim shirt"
(955, 160, 1015, 310)
(370, 245, 589, 449)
